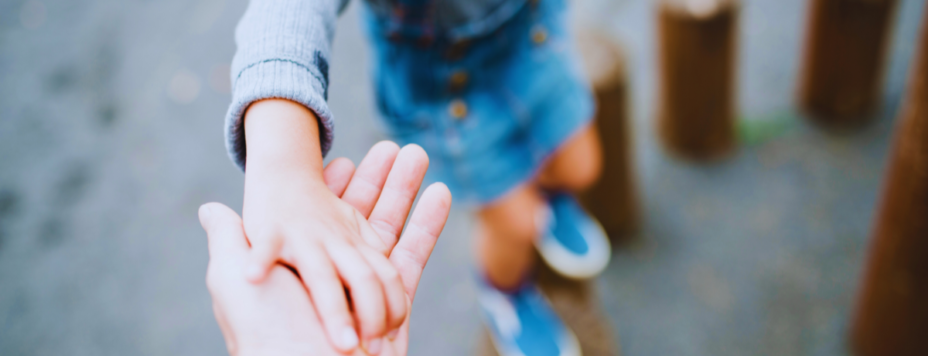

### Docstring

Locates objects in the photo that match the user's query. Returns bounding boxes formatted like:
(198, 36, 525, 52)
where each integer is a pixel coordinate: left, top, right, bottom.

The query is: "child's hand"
(199, 179, 450, 356)
(240, 100, 430, 353)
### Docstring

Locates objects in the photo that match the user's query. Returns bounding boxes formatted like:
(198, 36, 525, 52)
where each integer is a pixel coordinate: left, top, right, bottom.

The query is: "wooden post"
(656, 0, 738, 161)
(798, 0, 898, 127)
(851, 6, 928, 356)
(576, 30, 639, 240)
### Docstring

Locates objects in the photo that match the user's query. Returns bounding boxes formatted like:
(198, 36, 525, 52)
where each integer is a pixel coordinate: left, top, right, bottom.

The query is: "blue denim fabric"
(366, 0, 528, 41)
(364, 0, 595, 205)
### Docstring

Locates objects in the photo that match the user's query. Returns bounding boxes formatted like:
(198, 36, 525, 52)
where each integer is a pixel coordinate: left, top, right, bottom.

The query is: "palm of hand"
(244, 185, 406, 350)
(206, 229, 412, 356)
(242, 142, 425, 351)
(204, 142, 450, 356)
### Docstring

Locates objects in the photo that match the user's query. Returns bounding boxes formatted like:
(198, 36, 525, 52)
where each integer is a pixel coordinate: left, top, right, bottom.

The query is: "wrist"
(243, 99, 325, 181)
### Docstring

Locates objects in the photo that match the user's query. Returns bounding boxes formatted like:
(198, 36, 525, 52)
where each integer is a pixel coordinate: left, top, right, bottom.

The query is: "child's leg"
(530, 124, 611, 280)
(477, 124, 603, 288)
(473, 185, 584, 356)
(475, 184, 545, 289)
(537, 124, 603, 193)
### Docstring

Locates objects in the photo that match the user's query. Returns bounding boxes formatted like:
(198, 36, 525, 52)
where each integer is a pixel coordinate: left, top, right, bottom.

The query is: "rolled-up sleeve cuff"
(224, 59, 334, 171)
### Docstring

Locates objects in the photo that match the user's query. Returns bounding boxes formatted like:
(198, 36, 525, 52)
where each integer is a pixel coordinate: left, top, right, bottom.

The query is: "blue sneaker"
(535, 193, 611, 279)
(477, 280, 581, 356)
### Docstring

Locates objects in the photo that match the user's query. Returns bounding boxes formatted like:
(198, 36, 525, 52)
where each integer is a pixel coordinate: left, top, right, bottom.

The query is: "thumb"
(199, 202, 249, 258)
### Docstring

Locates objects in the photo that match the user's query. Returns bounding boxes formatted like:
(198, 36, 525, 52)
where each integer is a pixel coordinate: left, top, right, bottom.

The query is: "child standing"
(226, 0, 611, 354)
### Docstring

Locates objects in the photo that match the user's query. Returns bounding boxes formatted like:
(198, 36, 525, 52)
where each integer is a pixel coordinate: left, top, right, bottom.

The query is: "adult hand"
(243, 101, 426, 351)
(202, 143, 452, 356)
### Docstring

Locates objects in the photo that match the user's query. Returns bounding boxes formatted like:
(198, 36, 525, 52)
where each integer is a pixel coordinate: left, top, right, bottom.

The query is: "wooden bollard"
(576, 30, 639, 239)
(798, 0, 898, 127)
(656, 0, 738, 160)
(851, 6, 928, 356)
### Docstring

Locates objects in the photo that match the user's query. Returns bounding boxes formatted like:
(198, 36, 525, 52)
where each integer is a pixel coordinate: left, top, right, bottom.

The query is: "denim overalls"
(364, 0, 595, 205)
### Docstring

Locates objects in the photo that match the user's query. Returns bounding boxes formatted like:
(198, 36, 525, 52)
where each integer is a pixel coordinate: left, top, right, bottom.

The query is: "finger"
(198, 202, 249, 259)
(211, 302, 238, 355)
(290, 240, 359, 353)
(389, 183, 452, 301)
(367, 144, 430, 253)
(356, 208, 390, 255)
(325, 240, 388, 346)
(357, 244, 408, 334)
(323, 157, 356, 197)
(341, 141, 401, 217)
(244, 237, 283, 283)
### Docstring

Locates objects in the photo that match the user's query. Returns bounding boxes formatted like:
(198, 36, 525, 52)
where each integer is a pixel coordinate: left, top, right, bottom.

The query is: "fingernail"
(340, 327, 359, 349)
(387, 329, 399, 340)
(363, 338, 383, 354)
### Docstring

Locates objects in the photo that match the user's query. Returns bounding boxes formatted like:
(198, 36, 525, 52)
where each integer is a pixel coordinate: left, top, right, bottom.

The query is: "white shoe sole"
(535, 214, 611, 280)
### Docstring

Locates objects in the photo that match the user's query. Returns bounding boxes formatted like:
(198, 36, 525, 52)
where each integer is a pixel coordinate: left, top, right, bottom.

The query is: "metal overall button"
(448, 99, 468, 120)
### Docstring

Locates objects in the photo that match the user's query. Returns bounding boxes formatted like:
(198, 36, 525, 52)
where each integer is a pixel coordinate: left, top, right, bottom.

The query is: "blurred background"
(1, 0, 926, 355)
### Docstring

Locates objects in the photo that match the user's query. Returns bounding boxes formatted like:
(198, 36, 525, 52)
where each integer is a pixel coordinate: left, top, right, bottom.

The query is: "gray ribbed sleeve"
(225, 0, 349, 171)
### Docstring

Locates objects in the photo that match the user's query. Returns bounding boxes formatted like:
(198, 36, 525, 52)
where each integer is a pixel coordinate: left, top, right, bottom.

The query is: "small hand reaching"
(202, 143, 451, 355)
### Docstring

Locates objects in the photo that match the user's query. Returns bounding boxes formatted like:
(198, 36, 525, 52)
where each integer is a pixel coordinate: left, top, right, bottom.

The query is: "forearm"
(226, 0, 348, 170)
(243, 99, 327, 196)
